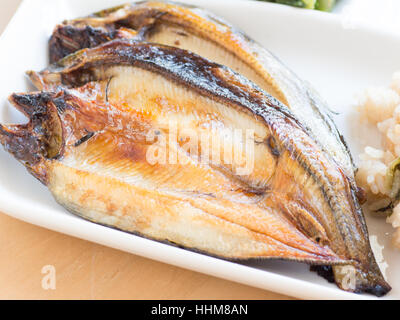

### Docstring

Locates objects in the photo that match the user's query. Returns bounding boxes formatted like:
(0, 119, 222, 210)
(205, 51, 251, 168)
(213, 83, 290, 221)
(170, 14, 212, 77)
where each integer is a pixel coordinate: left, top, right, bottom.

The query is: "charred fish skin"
(49, 24, 139, 64)
(17, 40, 390, 295)
(49, 25, 115, 64)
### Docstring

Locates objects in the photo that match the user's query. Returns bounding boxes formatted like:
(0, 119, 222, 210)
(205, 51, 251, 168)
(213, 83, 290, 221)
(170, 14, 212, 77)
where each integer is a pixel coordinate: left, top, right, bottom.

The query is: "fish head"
(0, 91, 109, 184)
(0, 93, 66, 184)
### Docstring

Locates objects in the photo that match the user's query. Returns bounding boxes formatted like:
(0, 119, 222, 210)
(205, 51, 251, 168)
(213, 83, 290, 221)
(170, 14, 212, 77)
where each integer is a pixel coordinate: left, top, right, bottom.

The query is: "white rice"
(356, 72, 400, 249)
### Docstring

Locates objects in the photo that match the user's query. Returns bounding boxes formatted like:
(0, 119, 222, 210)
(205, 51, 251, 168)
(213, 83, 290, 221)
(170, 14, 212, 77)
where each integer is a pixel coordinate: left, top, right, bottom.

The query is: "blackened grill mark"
(136, 24, 157, 40)
(175, 30, 188, 37)
(356, 186, 367, 205)
(105, 76, 114, 102)
(339, 131, 355, 168)
(53, 96, 69, 113)
(74, 132, 95, 147)
(267, 136, 280, 157)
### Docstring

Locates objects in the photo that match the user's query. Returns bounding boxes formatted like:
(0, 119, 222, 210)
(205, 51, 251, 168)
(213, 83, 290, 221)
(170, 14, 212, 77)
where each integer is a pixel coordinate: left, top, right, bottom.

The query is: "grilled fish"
(47, 0, 376, 294)
(48, 1, 356, 187)
(3, 40, 390, 295)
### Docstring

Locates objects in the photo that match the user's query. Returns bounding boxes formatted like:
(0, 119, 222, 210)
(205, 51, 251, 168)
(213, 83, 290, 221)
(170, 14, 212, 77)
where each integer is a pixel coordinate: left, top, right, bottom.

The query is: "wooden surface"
(0, 0, 292, 300)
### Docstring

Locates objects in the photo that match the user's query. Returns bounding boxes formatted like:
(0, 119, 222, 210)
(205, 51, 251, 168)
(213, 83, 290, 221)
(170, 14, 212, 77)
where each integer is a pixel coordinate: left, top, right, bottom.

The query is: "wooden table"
(0, 0, 291, 300)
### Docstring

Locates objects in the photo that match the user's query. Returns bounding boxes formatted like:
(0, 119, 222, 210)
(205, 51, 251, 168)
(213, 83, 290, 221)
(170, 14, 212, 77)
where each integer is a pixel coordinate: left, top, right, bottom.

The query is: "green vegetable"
(258, 0, 336, 12)
(315, 0, 337, 11)
(386, 157, 400, 199)
(369, 156, 400, 217)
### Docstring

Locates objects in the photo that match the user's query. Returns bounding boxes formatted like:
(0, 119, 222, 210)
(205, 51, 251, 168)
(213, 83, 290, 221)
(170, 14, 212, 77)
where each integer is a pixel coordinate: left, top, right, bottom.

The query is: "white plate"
(0, 0, 399, 300)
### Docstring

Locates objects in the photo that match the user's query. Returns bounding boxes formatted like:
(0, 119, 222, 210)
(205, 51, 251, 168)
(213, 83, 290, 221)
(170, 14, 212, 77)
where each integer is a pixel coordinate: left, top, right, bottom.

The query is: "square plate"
(1, 0, 399, 300)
